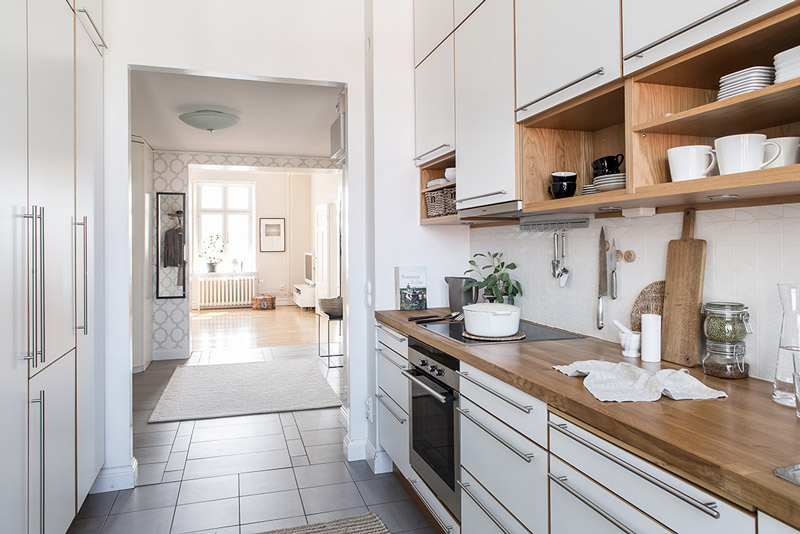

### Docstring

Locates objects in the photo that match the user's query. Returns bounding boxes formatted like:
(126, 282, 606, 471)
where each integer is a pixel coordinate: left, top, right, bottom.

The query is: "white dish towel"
(553, 360, 727, 402)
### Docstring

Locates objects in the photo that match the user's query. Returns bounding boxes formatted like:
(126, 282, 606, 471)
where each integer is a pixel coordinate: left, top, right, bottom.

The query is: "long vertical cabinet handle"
(75, 217, 88, 335)
(31, 390, 45, 534)
(24, 208, 37, 367)
(38, 207, 45, 363)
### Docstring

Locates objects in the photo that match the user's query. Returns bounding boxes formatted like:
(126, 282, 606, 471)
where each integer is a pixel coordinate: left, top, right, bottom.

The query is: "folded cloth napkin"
(553, 360, 727, 402)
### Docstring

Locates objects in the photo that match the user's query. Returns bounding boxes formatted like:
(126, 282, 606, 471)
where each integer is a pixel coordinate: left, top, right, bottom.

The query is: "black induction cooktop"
(421, 320, 582, 345)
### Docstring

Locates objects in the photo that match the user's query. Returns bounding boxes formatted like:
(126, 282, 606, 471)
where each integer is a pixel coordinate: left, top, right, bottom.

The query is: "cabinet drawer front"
(409, 471, 461, 534)
(459, 469, 529, 534)
(758, 512, 800, 534)
(549, 414, 754, 534)
(458, 362, 547, 448)
(377, 391, 410, 478)
(460, 396, 547, 533)
(549, 456, 673, 534)
(376, 323, 408, 359)
(377, 347, 409, 414)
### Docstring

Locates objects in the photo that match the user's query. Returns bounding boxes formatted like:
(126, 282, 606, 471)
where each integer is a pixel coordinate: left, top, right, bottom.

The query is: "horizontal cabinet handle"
(409, 479, 454, 532)
(456, 370, 533, 413)
(548, 421, 720, 519)
(413, 143, 451, 161)
(458, 407, 534, 463)
(77, 8, 108, 50)
(458, 481, 511, 534)
(376, 348, 406, 369)
(548, 473, 638, 534)
(376, 323, 406, 343)
(623, 0, 749, 60)
(515, 68, 604, 112)
(375, 394, 407, 424)
(456, 190, 507, 204)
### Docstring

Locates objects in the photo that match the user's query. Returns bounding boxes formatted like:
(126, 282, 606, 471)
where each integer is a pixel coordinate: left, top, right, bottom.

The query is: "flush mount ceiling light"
(178, 110, 239, 132)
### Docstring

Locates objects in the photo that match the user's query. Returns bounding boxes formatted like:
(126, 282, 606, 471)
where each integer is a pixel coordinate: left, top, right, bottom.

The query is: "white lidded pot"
(463, 302, 521, 337)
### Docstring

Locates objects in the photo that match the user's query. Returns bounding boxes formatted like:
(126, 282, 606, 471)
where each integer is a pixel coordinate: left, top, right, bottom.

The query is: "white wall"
(101, 0, 368, 491)
(366, 1, 471, 465)
(470, 204, 800, 381)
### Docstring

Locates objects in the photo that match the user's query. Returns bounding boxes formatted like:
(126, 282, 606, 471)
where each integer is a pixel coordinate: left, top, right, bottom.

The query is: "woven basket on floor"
(424, 186, 457, 218)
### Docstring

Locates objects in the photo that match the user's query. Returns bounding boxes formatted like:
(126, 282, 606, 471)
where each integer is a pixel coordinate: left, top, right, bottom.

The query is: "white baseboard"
(366, 439, 393, 474)
(343, 434, 367, 462)
(89, 457, 137, 494)
(153, 348, 189, 360)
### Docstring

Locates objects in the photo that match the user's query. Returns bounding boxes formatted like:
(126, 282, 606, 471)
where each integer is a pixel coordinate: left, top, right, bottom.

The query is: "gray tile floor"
(69, 345, 434, 534)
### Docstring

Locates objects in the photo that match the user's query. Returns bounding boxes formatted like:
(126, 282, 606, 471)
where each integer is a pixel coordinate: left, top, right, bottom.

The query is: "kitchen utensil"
(613, 319, 633, 335)
(667, 145, 717, 181)
(547, 181, 577, 198)
(551, 171, 578, 182)
(631, 281, 666, 331)
(559, 231, 569, 288)
(408, 314, 438, 321)
(764, 137, 800, 168)
(597, 227, 608, 330)
(444, 276, 479, 314)
(774, 284, 800, 407)
(641, 314, 662, 363)
(552, 232, 560, 278)
(463, 302, 521, 337)
(661, 208, 706, 366)
(610, 239, 618, 300)
(592, 154, 624, 177)
(714, 134, 781, 174)
(415, 311, 460, 324)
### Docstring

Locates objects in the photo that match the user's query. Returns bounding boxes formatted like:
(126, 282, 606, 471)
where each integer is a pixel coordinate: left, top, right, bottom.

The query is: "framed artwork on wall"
(259, 218, 286, 252)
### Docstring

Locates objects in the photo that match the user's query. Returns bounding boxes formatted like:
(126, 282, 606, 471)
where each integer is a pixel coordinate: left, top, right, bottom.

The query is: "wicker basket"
(424, 186, 457, 218)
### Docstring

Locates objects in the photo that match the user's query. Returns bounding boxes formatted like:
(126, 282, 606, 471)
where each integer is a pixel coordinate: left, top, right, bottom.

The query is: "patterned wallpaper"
(470, 203, 800, 381)
(150, 150, 339, 357)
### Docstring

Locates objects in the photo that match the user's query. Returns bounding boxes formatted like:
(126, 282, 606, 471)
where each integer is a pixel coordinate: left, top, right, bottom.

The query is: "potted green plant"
(200, 234, 224, 273)
(464, 251, 523, 304)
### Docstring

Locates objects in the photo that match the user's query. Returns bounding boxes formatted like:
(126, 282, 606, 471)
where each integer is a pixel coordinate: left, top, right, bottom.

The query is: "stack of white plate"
(593, 173, 626, 192)
(775, 44, 800, 83)
(582, 184, 600, 195)
(717, 66, 774, 100)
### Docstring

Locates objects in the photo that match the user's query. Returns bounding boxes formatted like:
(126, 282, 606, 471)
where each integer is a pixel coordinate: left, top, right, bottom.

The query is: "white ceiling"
(131, 70, 342, 156)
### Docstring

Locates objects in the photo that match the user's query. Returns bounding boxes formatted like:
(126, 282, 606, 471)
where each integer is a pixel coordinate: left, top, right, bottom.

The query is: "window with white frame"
(193, 182, 256, 273)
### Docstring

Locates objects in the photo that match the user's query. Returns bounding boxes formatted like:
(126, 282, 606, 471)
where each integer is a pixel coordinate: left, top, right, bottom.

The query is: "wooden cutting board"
(662, 209, 707, 366)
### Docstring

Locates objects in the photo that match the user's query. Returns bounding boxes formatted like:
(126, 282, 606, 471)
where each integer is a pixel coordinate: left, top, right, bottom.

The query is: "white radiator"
(195, 273, 257, 309)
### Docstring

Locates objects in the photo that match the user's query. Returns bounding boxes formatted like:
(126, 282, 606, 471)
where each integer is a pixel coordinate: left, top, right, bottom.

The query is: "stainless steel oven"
(403, 337, 461, 520)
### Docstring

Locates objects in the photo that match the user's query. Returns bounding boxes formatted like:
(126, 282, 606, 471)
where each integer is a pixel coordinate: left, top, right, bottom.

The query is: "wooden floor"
(190, 305, 333, 350)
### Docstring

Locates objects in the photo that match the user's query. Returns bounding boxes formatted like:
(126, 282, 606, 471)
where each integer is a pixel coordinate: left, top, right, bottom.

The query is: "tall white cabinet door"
(28, 0, 76, 374)
(414, 35, 455, 167)
(29, 350, 77, 534)
(515, 0, 620, 122)
(76, 22, 105, 505)
(454, 0, 517, 211)
(413, 0, 453, 66)
(0, 0, 32, 532)
(454, 0, 484, 26)
(622, 0, 792, 75)
(76, 0, 103, 34)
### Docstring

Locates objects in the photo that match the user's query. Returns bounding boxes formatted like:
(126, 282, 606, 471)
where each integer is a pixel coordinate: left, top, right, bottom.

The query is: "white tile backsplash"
(469, 203, 800, 381)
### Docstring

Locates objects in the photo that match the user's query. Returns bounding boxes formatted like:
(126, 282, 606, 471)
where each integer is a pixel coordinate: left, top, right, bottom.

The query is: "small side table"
(317, 310, 343, 369)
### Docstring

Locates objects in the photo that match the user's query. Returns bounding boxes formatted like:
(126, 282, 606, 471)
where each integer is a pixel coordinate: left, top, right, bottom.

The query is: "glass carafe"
(774, 284, 800, 406)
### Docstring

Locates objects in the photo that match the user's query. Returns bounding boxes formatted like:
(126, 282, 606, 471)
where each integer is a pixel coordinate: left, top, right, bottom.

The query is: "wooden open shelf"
(419, 214, 464, 225)
(419, 153, 463, 225)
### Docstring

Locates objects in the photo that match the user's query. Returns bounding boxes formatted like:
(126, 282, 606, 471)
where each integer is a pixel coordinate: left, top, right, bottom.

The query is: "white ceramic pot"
(463, 303, 521, 337)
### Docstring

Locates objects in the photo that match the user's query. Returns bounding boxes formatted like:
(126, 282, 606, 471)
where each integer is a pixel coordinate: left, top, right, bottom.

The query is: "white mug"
(764, 137, 800, 169)
(667, 145, 717, 181)
(714, 134, 781, 175)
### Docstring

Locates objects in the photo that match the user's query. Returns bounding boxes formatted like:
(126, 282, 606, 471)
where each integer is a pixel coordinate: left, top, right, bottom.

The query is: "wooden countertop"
(376, 308, 800, 529)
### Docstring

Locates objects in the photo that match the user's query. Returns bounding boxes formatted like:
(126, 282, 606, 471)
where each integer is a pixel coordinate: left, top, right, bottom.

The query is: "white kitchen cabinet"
(409, 473, 461, 534)
(131, 138, 154, 374)
(414, 0, 453, 66)
(454, 0, 518, 212)
(76, 0, 104, 36)
(377, 346, 409, 413)
(414, 35, 455, 167)
(376, 391, 411, 478)
(29, 351, 77, 534)
(622, 0, 792, 75)
(549, 413, 755, 534)
(549, 456, 673, 534)
(0, 0, 32, 531)
(76, 19, 105, 507)
(759, 512, 800, 534)
(459, 396, 547, 533)
(460, 469, 529, 534)
(454, 0, 484, 26)
(28, 0, 76, 375)
(376, 323, 408, 359)
(515, 0, 621, 122)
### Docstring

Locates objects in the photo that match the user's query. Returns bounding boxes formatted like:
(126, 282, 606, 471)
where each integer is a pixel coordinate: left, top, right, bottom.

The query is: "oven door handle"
(401, 369, 449, 403)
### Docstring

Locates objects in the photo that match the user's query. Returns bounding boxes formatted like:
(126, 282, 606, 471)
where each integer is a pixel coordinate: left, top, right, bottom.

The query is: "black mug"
(592, 154, 624, 177)
(548, 181, 576, 199)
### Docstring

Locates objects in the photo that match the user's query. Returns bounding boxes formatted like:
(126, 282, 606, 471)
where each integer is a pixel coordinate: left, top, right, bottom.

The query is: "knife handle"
(611, 270, 618, 300)
(597, 297, 604, 330)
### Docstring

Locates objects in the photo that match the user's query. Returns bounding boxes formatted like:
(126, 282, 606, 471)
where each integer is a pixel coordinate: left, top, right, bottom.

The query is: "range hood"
(458, 200, 523, 219)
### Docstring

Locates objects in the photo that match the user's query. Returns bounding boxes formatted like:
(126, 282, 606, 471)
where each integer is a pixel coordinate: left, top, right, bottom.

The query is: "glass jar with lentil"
(702, 302, 752, 343)
(702, 341, 748, 379)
